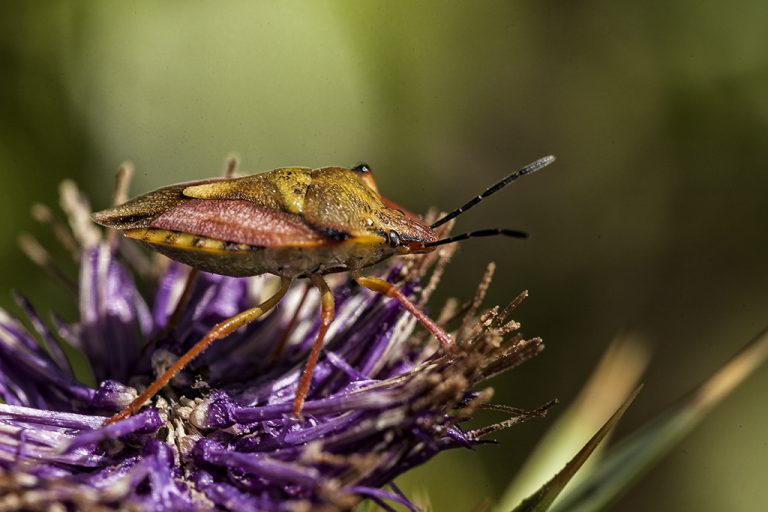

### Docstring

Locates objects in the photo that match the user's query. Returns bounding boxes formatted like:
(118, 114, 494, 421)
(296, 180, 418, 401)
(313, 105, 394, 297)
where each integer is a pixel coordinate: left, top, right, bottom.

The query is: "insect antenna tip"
(430, 155, 556, 229)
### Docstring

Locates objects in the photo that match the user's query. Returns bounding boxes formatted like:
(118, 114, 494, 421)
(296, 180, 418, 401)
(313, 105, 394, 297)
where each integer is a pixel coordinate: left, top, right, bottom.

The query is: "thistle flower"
(0, 180, 549, 511)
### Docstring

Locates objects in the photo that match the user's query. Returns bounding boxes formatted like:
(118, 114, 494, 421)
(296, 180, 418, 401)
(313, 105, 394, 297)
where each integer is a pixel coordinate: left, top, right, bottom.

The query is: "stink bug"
(93, 156, 555, 424)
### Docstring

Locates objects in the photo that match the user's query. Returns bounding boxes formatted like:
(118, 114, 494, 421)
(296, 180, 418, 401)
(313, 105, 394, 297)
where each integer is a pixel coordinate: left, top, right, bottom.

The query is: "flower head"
(0, 180, 548, 510)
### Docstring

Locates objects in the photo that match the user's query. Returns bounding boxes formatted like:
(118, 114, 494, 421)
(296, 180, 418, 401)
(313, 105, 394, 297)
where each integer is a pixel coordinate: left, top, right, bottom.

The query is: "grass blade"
(550, 326, 768, 512)
(497, 336, 649, 511)
(510, 385, 642, 512)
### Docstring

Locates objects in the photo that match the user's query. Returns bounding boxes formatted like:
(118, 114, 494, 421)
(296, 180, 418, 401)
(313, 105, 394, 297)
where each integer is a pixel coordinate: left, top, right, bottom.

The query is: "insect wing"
(91, 178, 225, 230)
(149, 199, 327, 248)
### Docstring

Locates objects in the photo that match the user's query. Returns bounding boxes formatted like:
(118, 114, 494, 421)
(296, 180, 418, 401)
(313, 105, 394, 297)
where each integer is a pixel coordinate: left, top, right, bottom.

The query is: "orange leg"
(293, 274, 335, 417)
(268, 283, 311, 367)
(353, 272, 453, 349)
(104, 277, 292, 425)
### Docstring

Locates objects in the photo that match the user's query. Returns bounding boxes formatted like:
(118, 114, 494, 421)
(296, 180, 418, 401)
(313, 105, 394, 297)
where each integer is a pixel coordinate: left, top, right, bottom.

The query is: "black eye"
(352, 162, 372, 173)
(387, 230, 401, 248)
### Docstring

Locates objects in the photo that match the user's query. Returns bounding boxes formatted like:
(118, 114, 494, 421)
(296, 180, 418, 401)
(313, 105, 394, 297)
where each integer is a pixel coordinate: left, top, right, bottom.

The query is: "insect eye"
(387, 230, 401, 248)
(352, 162, 372, 173)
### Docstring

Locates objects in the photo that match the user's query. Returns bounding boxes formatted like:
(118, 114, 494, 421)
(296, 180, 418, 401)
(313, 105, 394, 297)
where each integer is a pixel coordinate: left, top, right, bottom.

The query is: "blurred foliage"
(550, 327, 768, 512)
(1, 1, 767, 510)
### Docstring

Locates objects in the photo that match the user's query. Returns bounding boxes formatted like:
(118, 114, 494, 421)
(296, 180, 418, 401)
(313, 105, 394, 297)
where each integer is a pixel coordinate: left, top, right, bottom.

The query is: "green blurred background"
(1, 2, 767, 510)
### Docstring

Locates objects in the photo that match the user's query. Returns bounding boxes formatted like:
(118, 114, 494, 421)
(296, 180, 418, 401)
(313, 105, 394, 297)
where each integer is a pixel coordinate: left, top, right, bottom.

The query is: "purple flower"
(0, 181, 549, 510)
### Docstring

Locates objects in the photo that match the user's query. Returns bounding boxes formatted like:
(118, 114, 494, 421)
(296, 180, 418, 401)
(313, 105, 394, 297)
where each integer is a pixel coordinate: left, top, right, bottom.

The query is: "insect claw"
(103, 408, 132, 426)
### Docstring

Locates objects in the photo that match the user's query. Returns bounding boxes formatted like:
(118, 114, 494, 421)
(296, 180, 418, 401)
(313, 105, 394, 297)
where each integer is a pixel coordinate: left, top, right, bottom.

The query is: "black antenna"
(422, 228, 528, 248)
(430, 155, 555, 229)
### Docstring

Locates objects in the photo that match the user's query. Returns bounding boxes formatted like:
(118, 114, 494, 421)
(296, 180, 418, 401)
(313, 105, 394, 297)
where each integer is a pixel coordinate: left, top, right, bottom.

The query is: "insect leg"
(293, 274, 335, 417)
(103, 276, 292, 425)
(352, 273, 453, 349)
(268, 282, 312, 367)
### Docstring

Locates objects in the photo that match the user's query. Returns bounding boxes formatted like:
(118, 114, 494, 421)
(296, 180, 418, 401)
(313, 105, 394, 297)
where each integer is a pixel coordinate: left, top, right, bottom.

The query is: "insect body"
(93, 157, 555, 424)
(95, 167, 436, 278)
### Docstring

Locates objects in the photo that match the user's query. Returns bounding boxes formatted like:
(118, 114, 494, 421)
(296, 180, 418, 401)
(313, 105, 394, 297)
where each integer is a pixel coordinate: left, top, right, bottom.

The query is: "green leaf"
(510, 386, 643, 512)
(497, 337, 649, 511)
(550, 327, 768, 512)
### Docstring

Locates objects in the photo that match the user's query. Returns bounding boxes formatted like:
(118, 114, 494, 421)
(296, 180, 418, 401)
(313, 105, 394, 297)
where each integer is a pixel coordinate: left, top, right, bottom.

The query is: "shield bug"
(93, 155, 555, 424)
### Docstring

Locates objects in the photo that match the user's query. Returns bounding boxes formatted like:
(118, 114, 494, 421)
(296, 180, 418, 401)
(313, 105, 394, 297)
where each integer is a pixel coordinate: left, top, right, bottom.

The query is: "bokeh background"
(2, 2, 767, 510)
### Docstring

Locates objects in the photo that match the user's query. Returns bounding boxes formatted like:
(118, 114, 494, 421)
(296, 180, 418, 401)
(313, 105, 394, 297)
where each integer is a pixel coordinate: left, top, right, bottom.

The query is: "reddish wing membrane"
(150, 199, 328, 248)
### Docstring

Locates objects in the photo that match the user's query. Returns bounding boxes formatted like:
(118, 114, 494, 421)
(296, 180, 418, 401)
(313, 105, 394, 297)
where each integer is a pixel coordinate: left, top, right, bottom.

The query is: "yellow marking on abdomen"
(124, 228, 255, 253)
